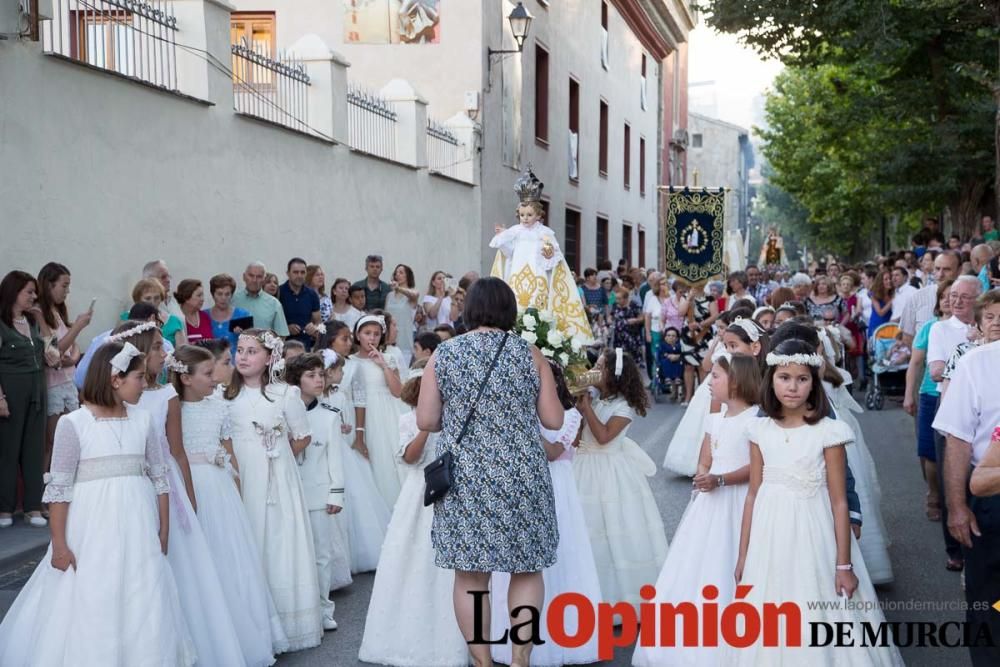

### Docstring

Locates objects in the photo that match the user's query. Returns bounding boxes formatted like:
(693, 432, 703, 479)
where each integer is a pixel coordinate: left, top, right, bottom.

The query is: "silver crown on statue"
(514, 165, 544, 203)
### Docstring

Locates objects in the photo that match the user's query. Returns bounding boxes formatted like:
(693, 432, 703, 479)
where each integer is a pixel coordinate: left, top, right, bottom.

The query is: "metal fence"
(231, 38, 311, 133)
(347, 83, 398, 160)
(426, 118, 464, 180)
(41, 0, 178, 90)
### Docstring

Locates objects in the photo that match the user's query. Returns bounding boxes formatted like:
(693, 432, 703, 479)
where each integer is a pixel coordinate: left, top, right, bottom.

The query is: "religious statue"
(490, 167, 593, 342)
(758, 226, 788, 269)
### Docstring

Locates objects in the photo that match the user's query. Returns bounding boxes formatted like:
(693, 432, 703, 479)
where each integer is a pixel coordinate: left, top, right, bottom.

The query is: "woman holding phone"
(206, 274, 252, 355)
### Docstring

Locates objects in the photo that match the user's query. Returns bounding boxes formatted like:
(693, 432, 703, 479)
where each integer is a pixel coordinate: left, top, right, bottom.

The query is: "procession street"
(0, 394, 971, 667)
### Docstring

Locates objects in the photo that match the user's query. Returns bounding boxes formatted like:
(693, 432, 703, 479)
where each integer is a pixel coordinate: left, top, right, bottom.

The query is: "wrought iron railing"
(347, 83, 398, 160)
(426, 118, 464, 180)
(231, 38, 311, 133)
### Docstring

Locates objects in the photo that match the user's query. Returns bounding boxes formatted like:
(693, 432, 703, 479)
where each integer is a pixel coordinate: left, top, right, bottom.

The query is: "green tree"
(704, 0, 997, 238)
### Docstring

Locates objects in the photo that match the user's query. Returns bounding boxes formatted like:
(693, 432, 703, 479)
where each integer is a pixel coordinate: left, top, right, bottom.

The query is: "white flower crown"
(163, 354, 189, 374)
(108, 320, 157, 343)
(765, 352, 823, 368)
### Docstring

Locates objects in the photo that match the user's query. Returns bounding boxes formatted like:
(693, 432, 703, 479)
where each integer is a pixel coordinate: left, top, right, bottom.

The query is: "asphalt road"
(0, 394, 974, 666)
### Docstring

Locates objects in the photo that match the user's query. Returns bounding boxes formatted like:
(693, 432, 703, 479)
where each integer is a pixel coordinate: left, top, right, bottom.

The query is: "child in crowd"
(0, 342, 196, 665)
(171, 344, 286, 663)
(321, 348, 390, 573)
(633, 353, 760, 667)
(352, 315, 404, 507)
(349, 285, 368, 313)
(224, 329, 323, 652)
(434, 324, 457, 341)
(359, 365, 469, 667)
(411, 330, 441, 366)
(286, 353, 352, 630)
(376, 310, 408, 372)
(117, 321, 246, 665)
(573, 348, 668, 613)
(730, 339, 903, 665)
(492, 362, 602, 666)
(283, 339, 306, 362)
(664, 315, 766, 476)
(657, 326, 684, 400)
(887, 331, 911, 366)
(195, 337, 234, 387)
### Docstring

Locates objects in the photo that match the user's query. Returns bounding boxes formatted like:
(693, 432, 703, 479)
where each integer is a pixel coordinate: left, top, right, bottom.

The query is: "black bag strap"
(455, 332, 509, 444)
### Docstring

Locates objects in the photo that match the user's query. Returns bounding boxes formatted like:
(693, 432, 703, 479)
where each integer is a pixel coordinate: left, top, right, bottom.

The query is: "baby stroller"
(866, 322, 908, 410)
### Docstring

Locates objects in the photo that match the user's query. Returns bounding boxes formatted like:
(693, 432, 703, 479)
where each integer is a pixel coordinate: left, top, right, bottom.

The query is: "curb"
(0, 542, 49, 573)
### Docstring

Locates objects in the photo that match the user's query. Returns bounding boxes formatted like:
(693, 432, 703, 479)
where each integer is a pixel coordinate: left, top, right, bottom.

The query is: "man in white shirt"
(889, 265, 917, 321)
(927, 276, 981, 385)
(899, 250, 962, 347)
(932, 339, 1000, 666)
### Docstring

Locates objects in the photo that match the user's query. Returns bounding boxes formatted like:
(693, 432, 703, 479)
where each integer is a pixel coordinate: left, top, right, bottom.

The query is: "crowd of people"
(0, 212, 999, 666)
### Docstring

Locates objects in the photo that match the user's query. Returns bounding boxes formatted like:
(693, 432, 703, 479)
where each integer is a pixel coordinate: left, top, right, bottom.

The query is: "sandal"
(945, 558, 964, 572)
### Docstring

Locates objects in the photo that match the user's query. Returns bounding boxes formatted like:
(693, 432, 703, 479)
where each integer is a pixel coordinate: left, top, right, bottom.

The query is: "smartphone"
(88, 297, 97, 312)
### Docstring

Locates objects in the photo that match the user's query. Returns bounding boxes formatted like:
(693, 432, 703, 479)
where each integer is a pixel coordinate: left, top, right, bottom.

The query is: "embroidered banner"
(662, 187, 726, 283)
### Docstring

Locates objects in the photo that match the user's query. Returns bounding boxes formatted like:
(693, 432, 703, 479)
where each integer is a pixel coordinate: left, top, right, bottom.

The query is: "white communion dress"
(663, 342, 728, 476)
(181, 396, 287, 663)
(137, 386, 246, 666)
(573, 396, 668, 613)
(723, 417, 904, 666)
(824, 377, 894, 585)
(227, 383, 323, 652)
(0, 406, 196, 666)
(490, 221, 593, 342)
(492, 408, 603, 666)
(632, 404, 756, 667)
(323, 385, 390, 574)
(358, 410, 469, 667)
(351, 354, 404, 508)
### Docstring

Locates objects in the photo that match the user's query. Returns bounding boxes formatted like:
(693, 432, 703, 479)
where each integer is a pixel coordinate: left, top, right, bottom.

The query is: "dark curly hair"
(599, 349, 648, 417)
(548, 361, 574, 410)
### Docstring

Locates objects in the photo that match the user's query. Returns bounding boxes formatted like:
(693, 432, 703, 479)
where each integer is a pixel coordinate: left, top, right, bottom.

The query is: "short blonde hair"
(131, 278, 165, 304)
(516, 201, 545, 217)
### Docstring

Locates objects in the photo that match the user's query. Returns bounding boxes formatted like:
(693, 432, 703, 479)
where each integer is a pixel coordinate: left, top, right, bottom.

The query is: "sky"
(687, 22, 784, 133)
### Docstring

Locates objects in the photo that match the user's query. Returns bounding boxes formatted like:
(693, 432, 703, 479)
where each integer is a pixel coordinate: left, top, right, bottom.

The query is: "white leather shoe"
(0, 516, 12, 528)
(323, 616, 338, 631)
(26, 514, 48, 527)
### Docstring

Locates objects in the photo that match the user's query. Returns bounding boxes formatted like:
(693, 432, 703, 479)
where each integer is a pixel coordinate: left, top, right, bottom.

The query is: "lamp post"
(487, 2, 533, 81)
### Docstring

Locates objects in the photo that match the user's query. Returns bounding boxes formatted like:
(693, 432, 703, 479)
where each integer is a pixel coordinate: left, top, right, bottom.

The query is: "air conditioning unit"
(671, 128, 689, 148)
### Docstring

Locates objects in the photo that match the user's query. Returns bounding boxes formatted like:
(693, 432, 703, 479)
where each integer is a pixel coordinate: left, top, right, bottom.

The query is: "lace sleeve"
(42, 417, 81, 503)
(219, 400, 233, 441)
(351, 365, 367, 408)
(143, 414, 170, 495)
(283, 386, 312, 440)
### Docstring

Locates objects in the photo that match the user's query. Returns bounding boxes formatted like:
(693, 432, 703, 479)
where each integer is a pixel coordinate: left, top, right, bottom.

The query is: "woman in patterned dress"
(680, 281, 721, 403)
(417, 277, 565, 667)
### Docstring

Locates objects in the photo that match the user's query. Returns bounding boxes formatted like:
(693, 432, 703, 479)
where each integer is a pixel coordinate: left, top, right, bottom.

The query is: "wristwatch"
(835, 563, 853, 571)
(716, 475, 725, 487)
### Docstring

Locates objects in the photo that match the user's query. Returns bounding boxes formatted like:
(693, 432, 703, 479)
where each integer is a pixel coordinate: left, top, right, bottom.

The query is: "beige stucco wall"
(0, 39, 479, 344)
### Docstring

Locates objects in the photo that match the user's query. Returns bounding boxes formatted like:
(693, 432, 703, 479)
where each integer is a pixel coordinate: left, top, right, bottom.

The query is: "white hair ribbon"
(731, 316, 762, 342)
(817, 327, 836, 365)
(321, 349, 339, 369)
(614, 347, 624, 377)
(108, 320, 157, 343)
(765, 352, 823, 368)
(109, 342, 141, 374)
(355, 314, 387, 334)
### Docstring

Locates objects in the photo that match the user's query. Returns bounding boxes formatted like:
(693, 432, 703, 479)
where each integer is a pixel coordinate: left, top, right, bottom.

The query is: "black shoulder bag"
(423, 332, 509, 506)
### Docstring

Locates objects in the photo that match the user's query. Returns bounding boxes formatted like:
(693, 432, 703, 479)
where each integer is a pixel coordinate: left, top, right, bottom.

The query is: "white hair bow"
(110, 342, 141, 374)
(614, 347, 624, 377)
(321, 349, 339, 369)
(731, 316, 762, 342)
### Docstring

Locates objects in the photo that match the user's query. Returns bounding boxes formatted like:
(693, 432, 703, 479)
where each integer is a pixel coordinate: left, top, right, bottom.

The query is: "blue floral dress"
(431, 330, 558, 572)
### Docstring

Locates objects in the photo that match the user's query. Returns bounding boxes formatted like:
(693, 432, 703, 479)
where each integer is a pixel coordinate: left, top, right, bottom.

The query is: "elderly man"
(279, 257, 321, 349)
(899, 250, 962, 347)
(788, 272, 812, 301)
(970, 243, 994, 294)
(933, 336, 1000, 666)
(142, 259, 183, 320)
(352, 254, 391, 311)
(232, 261, 289, 337)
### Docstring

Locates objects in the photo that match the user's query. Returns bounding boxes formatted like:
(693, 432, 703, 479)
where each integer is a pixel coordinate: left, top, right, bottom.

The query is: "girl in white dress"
(359, 367, 470, 667)
(633, 353, 759, 667)
(729, 339, 903, 666)
(286, 352, 353, 626)
(225, 329, 323, 652)
(171, 344, 287, 664)
(352, 314, 404, 507)
(117, 321, 246, 666)
(322, 356, 390, 574)
(0, 341, 196, 666)
(573, 348, 668, 613)
(664, 317, 766, 476)
(492, 363, 603, 667)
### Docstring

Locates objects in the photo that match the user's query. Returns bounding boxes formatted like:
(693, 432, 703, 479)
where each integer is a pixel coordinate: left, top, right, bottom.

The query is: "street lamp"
(487, 2, 533, 82)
